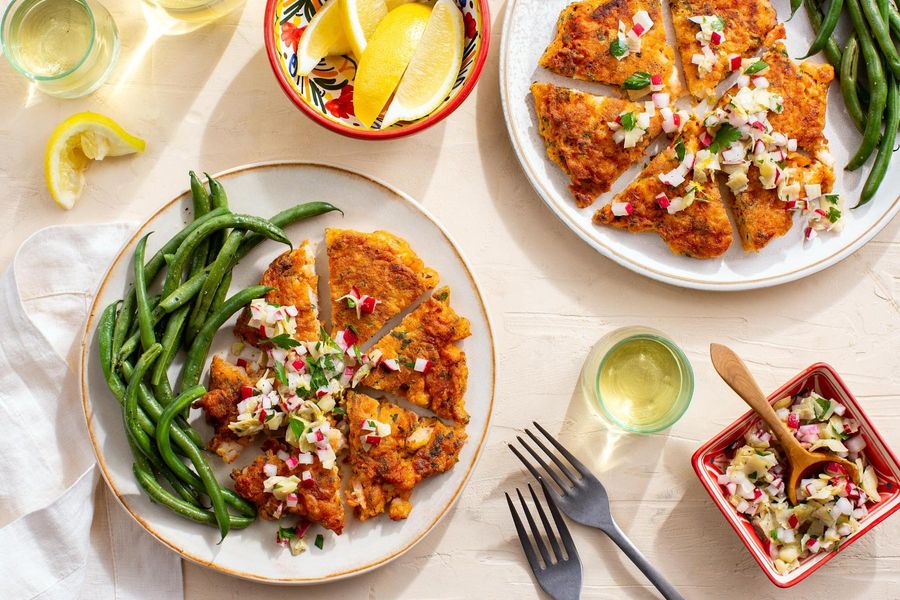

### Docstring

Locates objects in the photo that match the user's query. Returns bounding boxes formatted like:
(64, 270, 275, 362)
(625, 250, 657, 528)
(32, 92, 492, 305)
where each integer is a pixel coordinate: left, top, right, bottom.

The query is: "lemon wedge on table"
(45, 112, 146, 210)
(297, 0, 352, 76)
(381, 0, 464, 128)
(353, 2, 432, 128)
(341, 0, 388, 58)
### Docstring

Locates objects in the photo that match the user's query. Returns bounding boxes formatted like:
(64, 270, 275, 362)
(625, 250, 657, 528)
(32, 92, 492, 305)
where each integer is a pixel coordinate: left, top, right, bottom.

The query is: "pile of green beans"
(804, 0, 900, 206)
(96, 171, 341, 540)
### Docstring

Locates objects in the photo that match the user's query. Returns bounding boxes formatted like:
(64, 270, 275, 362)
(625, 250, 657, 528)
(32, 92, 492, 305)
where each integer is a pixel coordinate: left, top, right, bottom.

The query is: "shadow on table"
(198, 48, 445, 203)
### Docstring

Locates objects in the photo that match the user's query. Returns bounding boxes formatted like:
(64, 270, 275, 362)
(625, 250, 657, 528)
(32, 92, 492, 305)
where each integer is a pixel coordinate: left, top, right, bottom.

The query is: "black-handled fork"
(506, 480, 582, 600)
(509, 422, 686, 600)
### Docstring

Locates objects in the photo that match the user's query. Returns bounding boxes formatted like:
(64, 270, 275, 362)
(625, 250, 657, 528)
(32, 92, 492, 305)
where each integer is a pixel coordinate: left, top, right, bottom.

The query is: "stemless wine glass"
(580, 326, 693, 433)
(141, 0, 244, 27)
(1, 0, 119, 98)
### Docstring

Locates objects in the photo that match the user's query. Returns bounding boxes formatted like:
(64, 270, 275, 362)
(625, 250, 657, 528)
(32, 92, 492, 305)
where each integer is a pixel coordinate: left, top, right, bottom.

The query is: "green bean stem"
(841, 35, 869, 133)
(234, 202, 342, 262)
(206, 174, 230, 261)
(847, 0, 889, 170)
(803, 0, 844, 59)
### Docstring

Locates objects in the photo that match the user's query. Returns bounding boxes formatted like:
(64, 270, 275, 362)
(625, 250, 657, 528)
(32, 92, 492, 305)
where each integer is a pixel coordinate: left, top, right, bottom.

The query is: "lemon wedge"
(385, 0, 413, 8)
(381, 0, 464, 128)
(341, 0, 388, 58)
(297, 0, 352, 76)
(45, 112, 145, 210)
(353, 2, 432, 128)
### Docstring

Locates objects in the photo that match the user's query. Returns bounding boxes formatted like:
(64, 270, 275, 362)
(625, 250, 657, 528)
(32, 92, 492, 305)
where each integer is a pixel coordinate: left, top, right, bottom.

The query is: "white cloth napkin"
(0, 224, 183, 600)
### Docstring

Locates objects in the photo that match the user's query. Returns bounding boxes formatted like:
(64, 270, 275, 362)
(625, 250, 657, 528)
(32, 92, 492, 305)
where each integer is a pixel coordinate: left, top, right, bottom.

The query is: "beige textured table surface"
(2, 0, 900, 598)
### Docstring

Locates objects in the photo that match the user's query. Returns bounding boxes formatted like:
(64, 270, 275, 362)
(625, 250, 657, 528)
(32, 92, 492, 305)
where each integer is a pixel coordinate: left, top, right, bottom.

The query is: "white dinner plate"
(500, 0, 900, 290)
(80, 161, 495, 583)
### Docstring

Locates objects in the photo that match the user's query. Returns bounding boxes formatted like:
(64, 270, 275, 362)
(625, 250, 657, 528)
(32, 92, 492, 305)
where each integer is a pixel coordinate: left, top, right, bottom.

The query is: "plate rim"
(79, 160, 497, 584)
(498, 0, 900, 291)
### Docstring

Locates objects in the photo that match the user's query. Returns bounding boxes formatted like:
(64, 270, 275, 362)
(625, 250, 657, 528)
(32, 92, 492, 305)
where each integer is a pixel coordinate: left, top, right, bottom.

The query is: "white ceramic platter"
(80, 162, 495, 583)
(500, 0, 900, 290)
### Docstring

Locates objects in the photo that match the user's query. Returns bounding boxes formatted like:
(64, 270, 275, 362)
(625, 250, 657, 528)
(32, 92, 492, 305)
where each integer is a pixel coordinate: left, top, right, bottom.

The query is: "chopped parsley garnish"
(674, 136, 685, 162)
(274, 361, 288, 386)
(289, 417, 305, 439)
(391, 331, 406, 340)
(744, 60, 768, 75)
(434, 290, 449, 301)
(314, 534, 324, 550)
(711, 15, 726, 31)
(620, 111, 637, 131)
(344, 296, 357, 309)
(610, 38, 628, 58)
(277, 526, 296, 540)
(622, 71, 652, 90)
(268, 333, 301, 349)
(332, 406, 346, 417)
(709, 124, 742, 153)
(825, 193, 840, 204)
(814, 397, 831, 418)
(826, 207, 841, 223)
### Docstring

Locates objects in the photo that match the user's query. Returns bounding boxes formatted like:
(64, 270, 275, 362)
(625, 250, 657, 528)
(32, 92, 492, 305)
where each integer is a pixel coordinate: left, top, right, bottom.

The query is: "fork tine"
(505, 492, 541, 573)
(509, 443, 567, 497)
(517, 488, 552, 567)
(528, 482, 562, 562)
(516, 436, 571, 491)
(539, 477, 579, 560)
(525, 427, 579, 485)
(532, 421, 591, 477)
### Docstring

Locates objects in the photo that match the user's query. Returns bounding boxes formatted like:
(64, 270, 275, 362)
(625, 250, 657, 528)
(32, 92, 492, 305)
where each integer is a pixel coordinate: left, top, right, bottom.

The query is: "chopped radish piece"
(365, 435, 382, 446)
(700, 131, 713, 147)
(413, 358, 433, 374)
(263, 463, 278, 478)
(787, 138, 798, 151)
(236, 357, 248, 368)
(787, 412, 799, 429)
(655, 193, 670, 208)
(382, 358, 401, 372)
(241, 385, 254, 399)
(611, 202, 634, 217)
(285, 493, 298, 508)
(631, 23, 644, 36)
(360, 296, 378, 314)
(650, 74, 662, 86)
(729, 54, 742, 71)
(710, 31, 723, 45)
(633, 9, 653, 31)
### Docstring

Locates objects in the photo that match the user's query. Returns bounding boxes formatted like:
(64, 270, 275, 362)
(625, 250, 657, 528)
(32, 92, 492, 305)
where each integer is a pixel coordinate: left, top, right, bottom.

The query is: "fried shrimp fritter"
(345, 392, 467, 521)
(670, 0, 778, 99)
(234, 240, 320, 345)
(326, 229, 438, 344)
(593, 118, 734, 258)
(231, 440, 344, 534)
(716, 28, 835, 251)
(364, 287, 470, 424)
(192, 356, 254, 463)
(531, 82, 663, 208)
(539, 0, 681, 95)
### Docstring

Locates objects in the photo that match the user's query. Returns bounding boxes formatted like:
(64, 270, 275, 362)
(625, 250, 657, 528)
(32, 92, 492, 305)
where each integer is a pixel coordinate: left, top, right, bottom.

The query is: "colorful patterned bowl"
(692, 363, 900, 587)
(264, 0, 490, 139)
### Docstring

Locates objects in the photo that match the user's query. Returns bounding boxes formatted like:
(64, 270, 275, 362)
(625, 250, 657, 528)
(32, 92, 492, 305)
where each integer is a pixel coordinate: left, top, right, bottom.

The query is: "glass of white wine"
(581, 326, 693, 433)
(1, 0, 119, 98)
(141, 0, 245, 31)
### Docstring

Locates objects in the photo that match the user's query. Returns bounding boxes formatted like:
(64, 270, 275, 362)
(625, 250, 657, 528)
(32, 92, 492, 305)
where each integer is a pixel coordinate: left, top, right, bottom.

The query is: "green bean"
(99, 302, 119, 382)
(126, 424, 202, 507)
(805, 0, 844, 71)
(188, 171, 213, 280)
(862, 0, 900, 79)
(123, 344, 163, 460)
(186, 230, 243, 342)
(206, 174, 230, 260)
(151, 303, 190, 386)
(841, 35, 869, 133)
(847, 0, 889, 170)
(161, 214, 290, 301)
(118, 365, 254, 518)
(181, 285, 272, 390)
(209, 271, 232, 315)
(859, 73, 899, 205)
(803, 0, 844, 59)
(112, 208, 230, 353)
(156, 385, 233, 541)
(117, 267, 211, 362)
(132, 461, 254, 529)
(132, 234, 157, 353)
(890, 1, 900, 38)
(120, 360, 203, 448)
(234, 202, 342, 262)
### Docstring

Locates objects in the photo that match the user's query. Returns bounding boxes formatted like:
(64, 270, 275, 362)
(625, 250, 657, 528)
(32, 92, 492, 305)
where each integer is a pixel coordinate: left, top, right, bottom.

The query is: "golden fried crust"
(326, 229, 438, 343)
(716, 36, 835, 251)
(364, 287, 471, 424)
(539, 0, 681, 95)
(192, 356, 253, 463)
(230, 440, 344, 534)
(345, 392, 467, 521)
(593, 119, 734, 258)
(234, 241, 320, 345)
(531, 82, 663, 208)
(670, 0, 777, 99)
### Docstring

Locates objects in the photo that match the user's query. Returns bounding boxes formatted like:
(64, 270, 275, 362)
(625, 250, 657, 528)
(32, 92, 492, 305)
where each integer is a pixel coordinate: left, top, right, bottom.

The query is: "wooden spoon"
(709, 343, 858, 505)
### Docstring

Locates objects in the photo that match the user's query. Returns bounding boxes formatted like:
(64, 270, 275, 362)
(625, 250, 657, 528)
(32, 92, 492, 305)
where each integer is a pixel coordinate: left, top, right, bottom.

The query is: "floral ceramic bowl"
(264, 0, 490, 139)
